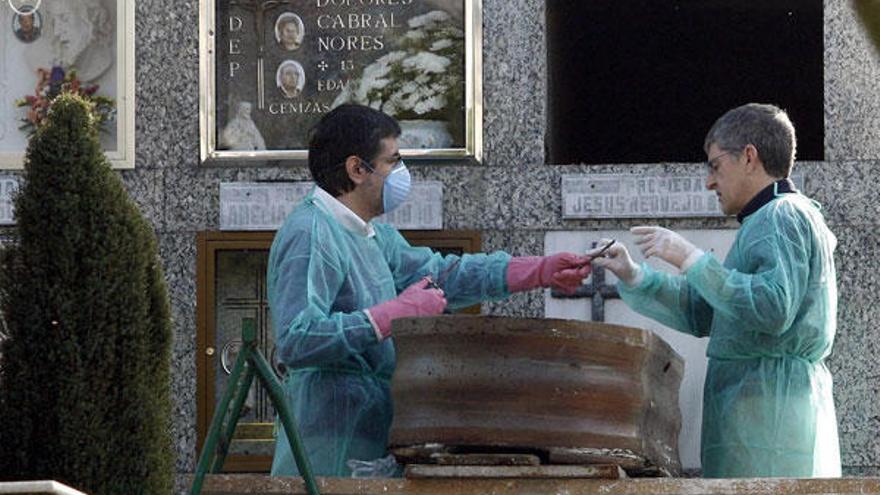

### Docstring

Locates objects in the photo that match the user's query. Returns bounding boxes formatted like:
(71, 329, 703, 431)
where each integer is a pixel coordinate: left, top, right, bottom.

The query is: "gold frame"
(0, 0, 136, 169)
(196, 229, 482, 472)
(198, 0, 483, 164)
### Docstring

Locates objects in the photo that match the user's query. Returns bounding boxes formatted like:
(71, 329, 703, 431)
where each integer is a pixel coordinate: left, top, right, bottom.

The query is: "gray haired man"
(593, 103, 840, 478)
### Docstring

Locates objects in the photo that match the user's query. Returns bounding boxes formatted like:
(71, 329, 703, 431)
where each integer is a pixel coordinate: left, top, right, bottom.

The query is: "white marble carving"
(398, 120, 453, 149)
(219, 102, 266, 151)
(24, 0, 115, 82)
(0, 175, 19, 225)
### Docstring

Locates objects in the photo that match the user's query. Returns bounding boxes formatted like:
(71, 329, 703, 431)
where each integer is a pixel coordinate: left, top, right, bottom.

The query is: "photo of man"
(275, 12, 304, 51)
(276, 60, 305, 98)
(12, 7, 42, 44)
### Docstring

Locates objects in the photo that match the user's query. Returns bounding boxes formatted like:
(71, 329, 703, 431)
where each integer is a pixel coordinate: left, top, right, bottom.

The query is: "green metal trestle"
(190, 318, 320, 495)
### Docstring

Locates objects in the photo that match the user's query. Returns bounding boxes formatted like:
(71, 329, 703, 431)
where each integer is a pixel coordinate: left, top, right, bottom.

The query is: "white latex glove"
(589, 238, 643, 287)
(631, 226, 704, 271)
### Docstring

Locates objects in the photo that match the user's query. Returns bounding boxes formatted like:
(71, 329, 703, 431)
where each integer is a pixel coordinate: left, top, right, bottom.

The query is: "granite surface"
(825, 0, 880, 161)
(118, 0, 880, 484)
(157, 231, 200, 474)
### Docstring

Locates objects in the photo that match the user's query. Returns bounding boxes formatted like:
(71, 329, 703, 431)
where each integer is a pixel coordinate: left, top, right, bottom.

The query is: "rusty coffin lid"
(389, 315, 684, 475)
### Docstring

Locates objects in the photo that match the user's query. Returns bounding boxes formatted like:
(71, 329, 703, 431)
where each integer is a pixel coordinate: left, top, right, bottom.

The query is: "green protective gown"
(619, 192, 840, 478)
(267, 190, 512, 477)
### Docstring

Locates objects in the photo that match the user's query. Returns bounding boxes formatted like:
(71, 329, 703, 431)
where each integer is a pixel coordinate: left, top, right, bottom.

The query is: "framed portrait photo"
(0, 0, 135, 169)
(199, 0, 483, 164)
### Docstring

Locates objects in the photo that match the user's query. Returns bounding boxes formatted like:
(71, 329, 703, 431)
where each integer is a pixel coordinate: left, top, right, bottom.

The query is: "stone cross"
(550, 242, 621, 322)
(218, 263, 277, 419)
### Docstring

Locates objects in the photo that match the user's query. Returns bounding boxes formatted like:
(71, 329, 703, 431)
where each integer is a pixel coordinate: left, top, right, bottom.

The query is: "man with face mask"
(268, 104, 594, 477)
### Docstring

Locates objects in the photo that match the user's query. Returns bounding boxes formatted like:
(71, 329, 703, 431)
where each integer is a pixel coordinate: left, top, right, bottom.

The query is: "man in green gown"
(269, 104, 593, 477)
(593, 103, 841, 478)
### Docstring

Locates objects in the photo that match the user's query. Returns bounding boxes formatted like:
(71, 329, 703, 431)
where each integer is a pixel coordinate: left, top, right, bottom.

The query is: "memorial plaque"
(0, 0, 135, 169)
(220, 180, 443, 230)
(199, 0, 483, 163)
(562, 173, 805, 219)
(220, 182, 312, 230)
(0, 175, 20, 225)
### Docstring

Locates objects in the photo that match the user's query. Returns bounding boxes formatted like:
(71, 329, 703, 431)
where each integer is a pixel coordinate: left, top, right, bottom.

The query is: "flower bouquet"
(334, 11, 465, 147)
(15, 66, 115, 134)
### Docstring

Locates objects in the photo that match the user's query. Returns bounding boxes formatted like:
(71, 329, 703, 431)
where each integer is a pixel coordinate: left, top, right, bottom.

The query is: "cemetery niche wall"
(199, 0, 483, 163)
(0, 0, 135, 169)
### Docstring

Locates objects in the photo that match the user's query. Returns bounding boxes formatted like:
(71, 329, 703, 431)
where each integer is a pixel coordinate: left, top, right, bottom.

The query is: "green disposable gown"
(268, 190, 511, 477)
(619, 193, 840, 478)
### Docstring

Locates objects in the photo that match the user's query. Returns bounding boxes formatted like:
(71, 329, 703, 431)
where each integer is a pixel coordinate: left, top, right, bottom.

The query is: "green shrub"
(0, 94, 174, 494)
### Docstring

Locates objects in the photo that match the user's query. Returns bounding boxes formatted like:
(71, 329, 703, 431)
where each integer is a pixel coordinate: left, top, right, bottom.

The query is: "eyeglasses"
(358, 156, 404, 174)
(706, 150, 736, 174)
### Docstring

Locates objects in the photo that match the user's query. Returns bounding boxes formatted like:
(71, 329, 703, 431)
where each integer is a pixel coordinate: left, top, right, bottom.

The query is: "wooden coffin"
(389, 315, 684, 475)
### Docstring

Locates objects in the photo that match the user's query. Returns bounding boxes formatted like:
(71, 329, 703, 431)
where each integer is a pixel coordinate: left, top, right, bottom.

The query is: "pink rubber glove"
(365, 277, 447, 340)
(506, 253, 593, 295)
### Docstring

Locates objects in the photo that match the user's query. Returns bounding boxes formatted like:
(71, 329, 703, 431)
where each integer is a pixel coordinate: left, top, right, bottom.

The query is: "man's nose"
(705, 175, 716, 190)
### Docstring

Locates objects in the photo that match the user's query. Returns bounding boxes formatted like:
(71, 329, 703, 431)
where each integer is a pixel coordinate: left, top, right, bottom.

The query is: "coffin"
(389, 315, 684, 475)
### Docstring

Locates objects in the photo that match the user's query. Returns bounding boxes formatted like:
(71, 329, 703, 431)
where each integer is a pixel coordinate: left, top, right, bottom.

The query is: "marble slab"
(220, 181, 443, 231)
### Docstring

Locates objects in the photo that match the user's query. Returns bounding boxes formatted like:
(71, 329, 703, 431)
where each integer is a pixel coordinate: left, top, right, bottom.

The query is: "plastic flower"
(334, 10, 465, 121)
(15, 65, 115, 134)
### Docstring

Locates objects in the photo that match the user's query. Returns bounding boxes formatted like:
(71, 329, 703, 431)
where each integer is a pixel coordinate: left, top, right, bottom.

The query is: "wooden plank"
(546, 447, 648, 469)
(391, 444, 451, 464)
(429, 453, 541, 466)
(404, 464, 627, 479)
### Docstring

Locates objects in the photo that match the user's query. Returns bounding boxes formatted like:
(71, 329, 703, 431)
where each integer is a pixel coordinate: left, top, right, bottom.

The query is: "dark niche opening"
(546, 0, 824, 165)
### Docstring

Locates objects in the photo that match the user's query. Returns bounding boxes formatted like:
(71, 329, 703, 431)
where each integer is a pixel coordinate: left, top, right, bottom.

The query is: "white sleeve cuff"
(623, 265, 644, 288)
(680, 249, 705, 273)
(363, 309, 386, 342)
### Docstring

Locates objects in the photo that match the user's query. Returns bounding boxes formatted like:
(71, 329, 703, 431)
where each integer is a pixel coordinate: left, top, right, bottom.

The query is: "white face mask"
(361, 159, 411, 213)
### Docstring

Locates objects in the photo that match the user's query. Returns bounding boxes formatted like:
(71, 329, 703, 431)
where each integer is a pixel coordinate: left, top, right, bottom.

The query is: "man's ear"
(743, 144, 763, 174)
(345, 156, 369, 185)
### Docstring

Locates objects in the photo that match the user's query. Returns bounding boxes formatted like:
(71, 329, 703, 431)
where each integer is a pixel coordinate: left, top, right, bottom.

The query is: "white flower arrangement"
(333, 10, 465, 121)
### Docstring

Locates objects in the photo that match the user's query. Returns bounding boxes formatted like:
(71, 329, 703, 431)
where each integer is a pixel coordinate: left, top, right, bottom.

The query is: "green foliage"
(0, 94, 174, 494)
(854, 0, 880, 54)
(15, 66, 116, 135)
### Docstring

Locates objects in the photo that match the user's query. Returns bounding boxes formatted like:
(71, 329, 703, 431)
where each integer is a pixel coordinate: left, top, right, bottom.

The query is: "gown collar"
(737, 178, 798, 224)
(312, 186, 376, 238)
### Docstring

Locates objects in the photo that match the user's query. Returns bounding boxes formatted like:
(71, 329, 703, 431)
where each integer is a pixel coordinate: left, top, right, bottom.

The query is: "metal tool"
(590, 239, 616, 258)
(427, 258, 461, 290)
(573, 239, 616, 269)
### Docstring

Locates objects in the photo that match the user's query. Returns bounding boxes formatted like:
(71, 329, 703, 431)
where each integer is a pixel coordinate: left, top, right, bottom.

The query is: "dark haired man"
(268, 104, 593, 477)
(593, 103, 840, 477)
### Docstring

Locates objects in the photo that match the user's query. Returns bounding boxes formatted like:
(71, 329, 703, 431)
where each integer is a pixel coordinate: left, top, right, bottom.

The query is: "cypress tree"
(0, 94, 174, 493)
